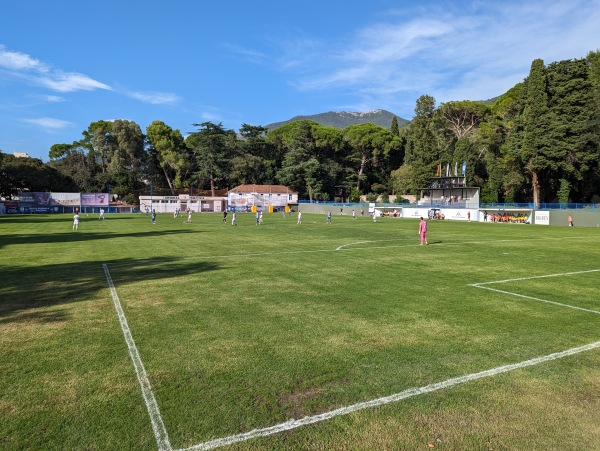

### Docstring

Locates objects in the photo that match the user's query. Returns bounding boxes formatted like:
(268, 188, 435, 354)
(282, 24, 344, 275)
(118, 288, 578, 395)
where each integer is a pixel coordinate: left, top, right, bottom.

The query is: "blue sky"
(1, 0, 599, 161)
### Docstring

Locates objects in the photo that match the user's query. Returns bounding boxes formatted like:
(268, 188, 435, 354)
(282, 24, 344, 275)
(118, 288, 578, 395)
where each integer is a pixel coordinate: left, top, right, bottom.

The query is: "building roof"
(228, 184, 298, 195)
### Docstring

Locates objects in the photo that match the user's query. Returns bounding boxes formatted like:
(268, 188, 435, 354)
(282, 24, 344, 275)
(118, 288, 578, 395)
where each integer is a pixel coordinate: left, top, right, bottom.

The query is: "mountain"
(266, 109, 409, 130)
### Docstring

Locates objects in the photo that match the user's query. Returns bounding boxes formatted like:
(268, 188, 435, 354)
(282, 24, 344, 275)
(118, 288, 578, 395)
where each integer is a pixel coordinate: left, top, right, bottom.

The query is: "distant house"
(227, 184, 298, 212)
(13, 151, 31, 158)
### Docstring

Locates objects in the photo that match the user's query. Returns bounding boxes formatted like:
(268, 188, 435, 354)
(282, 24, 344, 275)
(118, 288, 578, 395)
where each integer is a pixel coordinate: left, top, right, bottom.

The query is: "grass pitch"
(1, 212, 600, 450)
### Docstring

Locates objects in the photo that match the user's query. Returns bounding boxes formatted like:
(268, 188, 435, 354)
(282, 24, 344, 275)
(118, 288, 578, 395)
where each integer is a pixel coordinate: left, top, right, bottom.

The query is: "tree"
(146, 121, 188, 194)
(390, 116, 400, 136)
(343, 123, 398, 192)
(437, 101, 489, 140)
(48, 142, 99, 192)
(0, 153, 76, 197)
(228, 153, 266, 185)
(229, 124, 272, 186)
(81, 120, 115, 176)
(275, 121, 324, 200)
(546, 58, 599, 202)
(188, 122, 229, 196)
(405, 95, 441, 191)
(390, 164, 415, 196)
(270, 120, 347, 199)
(109, 120, 147, 200)
(557, 178, 571, 203)
(587, 50, 600, 199)
(521, 58, 550, 206)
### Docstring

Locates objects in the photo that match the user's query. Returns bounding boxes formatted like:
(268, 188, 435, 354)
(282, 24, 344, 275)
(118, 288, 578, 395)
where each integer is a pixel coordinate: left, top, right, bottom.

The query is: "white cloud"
(224, 43, 268, 64)
(276, 0, 600, 116)
(198, 111, 220, 121)
(22, 117, 73, 130)
(0, 44, 48, 72)
(42, 95, 65, 103)
(0, 44, 111, 93)
(36, 71, 112, 93)
(128, 91, 180, 104)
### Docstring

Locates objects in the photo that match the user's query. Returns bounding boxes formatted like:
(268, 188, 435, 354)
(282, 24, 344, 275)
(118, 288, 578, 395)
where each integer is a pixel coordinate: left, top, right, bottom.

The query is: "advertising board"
(81, 193, 109, 206)
(534, 211, 550, 225)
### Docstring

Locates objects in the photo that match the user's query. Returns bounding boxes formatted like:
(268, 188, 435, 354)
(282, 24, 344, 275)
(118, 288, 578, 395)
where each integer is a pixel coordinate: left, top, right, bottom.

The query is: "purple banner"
(18, 192, 51, 205)
(81, 193, 109, 206)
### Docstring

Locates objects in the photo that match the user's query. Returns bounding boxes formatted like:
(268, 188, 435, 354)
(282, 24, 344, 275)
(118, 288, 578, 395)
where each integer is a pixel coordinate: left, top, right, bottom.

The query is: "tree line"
(1, 51, 599, 205)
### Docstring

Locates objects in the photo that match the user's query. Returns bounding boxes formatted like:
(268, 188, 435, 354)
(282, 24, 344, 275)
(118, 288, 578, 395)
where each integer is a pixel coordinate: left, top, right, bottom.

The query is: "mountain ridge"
(266, 109, 410, 130)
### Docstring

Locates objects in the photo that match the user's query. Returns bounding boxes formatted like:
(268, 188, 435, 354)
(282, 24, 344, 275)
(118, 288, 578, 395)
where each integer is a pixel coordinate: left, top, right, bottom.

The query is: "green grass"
(1, 212, 600, 450)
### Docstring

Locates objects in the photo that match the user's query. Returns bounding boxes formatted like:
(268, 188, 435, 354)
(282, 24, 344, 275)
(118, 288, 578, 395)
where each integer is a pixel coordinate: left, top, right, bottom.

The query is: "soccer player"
(297, 211, 302, 224)
(231, 212, 237, 226)
(99, 208, 105, 220)
(326, 211, 332, 223)
(151, 210, 156, 225)
(419, 217, 428, 245)
(73, 212, 80, 230)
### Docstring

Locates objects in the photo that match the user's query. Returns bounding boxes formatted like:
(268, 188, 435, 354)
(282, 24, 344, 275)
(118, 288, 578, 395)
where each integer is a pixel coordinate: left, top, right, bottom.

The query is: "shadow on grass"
(0, 257, 221, 321)
(0, 214, 139, 224)
(0, 228, 200, 249)
(0, 309, 70, 325)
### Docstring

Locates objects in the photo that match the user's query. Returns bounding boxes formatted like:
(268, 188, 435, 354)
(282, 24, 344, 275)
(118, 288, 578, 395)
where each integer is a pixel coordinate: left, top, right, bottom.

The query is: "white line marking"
(336, 240, 373, 250)
(106, 236, 586, 266)
(335, 239, 407, 251)
(103, 264, 172, 451)
(470, 285, 600, 315)
(470, 268, 600, 286)
(176, 340, 600, 451)
(469, 269, 600, 315)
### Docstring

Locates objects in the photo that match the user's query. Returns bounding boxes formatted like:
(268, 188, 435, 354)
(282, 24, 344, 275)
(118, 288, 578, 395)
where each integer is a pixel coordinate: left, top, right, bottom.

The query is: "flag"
(454, 162, 458, 176)
(462, 162, 467, 176)
(436, 164, 441, 176)
(446, 163, 450, 177)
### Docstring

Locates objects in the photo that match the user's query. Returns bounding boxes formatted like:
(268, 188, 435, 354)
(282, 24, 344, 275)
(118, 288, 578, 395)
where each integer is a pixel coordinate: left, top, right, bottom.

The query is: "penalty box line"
(177, 340, 600, 451)
(102, 263, 600, 450)
(469, 269, 600, 316)
(102, 263, 172, 451)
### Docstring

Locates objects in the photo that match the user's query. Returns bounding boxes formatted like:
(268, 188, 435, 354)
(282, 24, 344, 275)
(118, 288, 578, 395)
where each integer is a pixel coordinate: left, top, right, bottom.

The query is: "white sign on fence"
(534, 211, 550, 225)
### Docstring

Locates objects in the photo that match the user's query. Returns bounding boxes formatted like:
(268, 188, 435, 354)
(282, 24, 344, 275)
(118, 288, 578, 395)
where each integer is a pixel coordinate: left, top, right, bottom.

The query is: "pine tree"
(391, 116, 400, 136)
(521, 59, 549, 206)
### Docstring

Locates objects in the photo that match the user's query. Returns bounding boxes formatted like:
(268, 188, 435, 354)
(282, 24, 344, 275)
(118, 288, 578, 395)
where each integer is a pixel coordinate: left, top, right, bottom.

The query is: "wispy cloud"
(22, 117, 74, 130)
(0, 44, 48, 72)
(273, 0, 600, 115)
(192, 111, 221, 123)
(0, 44, 111, 93)
(36, 71, 111, 92)
(42, 95, 65, 103)
(224, 43, 269, 64)
(128, 91, 181, 104)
